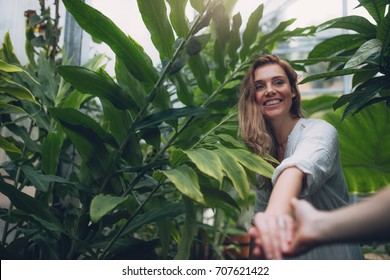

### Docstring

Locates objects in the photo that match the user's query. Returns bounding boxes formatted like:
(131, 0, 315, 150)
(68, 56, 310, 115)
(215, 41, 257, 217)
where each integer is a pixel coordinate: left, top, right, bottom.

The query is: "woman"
(238, 54, 363, 260)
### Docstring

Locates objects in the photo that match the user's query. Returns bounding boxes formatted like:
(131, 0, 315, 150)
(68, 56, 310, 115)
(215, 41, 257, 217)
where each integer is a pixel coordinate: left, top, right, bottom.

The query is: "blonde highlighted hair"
(238, 54, 304, 156)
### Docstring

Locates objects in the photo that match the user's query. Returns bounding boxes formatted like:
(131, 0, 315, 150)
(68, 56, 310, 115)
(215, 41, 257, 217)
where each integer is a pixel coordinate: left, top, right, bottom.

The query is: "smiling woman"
(239, 54, 363, 260)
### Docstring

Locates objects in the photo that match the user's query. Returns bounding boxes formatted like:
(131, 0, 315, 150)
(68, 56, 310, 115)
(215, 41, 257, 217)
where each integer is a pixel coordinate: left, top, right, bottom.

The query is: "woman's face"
(254, 64, 296, 121)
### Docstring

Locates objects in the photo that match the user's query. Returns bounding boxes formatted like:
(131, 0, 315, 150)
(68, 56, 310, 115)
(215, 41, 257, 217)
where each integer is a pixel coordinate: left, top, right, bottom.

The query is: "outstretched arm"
(285, 186, 390, 256)
(249, 166, 303, 259)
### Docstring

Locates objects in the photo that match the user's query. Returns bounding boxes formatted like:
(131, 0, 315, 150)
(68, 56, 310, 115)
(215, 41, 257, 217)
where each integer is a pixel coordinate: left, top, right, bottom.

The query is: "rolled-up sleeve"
(271, 121, 339, 197)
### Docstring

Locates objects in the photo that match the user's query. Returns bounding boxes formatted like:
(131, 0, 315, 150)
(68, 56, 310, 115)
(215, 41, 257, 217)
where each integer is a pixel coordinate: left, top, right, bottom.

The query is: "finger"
(255, 216, 275, 259)
(267, 216, 282, 260)
(281, 215, 294, 253)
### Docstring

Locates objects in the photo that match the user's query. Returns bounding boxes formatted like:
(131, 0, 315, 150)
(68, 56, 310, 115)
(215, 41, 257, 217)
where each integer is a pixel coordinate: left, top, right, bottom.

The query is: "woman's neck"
(270, 116, 300, 146)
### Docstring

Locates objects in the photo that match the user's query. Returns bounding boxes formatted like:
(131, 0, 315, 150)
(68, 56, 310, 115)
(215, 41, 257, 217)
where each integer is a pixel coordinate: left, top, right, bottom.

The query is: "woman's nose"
(264, 87, 275, 96)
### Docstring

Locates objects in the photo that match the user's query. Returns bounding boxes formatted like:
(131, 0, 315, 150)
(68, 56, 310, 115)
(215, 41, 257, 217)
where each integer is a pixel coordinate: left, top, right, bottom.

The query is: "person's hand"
(249, 212, 294, 259)
(283, 198, 323, 256)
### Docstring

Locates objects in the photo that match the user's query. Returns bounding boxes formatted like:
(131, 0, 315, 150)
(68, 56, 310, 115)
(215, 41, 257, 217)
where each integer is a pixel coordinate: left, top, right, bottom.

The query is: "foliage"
(294, 0, 390, 121)
(0, 0, 314, 259)
(303, 96, 390, 194)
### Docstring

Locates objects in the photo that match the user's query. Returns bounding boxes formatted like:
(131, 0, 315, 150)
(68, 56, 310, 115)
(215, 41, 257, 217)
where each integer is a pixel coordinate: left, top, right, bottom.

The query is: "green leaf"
(319, 15, 377, 35)
(156, 165, 204, 204)
(123, 203, 185, 235)
(102, 100, 143, 166)
(114, 58, 146, 109)
(227, 13, 242, 69)
(135, 106, 208, 130)
(301, 94, 340, 117)
(240, 4, 263, 60)
(1, 32, 20, 64)
(137, 0, 175, 60)
(0, 59, 38, 83)
(201, 185, 240, 213)
(214, 148, 250, 201)
(167, 0, 190, 37)
(253, 18, 297, 53)
(174, 197, 196, 260)
(0, 180, 61, 227)
(344, 39, 382, 69)
(222, 147, 274, 179)
(340, 76, 389, 120)
(41, 131, 62, 175)
(308, 34, 367, 58)
(358, 0, 388, 24)
(5, 123, 41, 153)
(37, 53, 57, 102)
(0, 102, 27, 115)
(0, 135, 22, 154)
(188, 55, 212, 94)
(58, 66, 137, 111)
(216, 134, 247, 149)
(49, 108, 114, 181)
(90, 194, 129, 223)
(300, 68, 376, 84)
(62, 0, 158, 84)
(49, 108, 117, 147)
(323, 102, 390, 194)
(170, 72, 194, 105)
(20, 165, 73, 192)
(291, 56, 350, 66)
(377, 11, 390, 50)
(0, 76, 39, 105)
(182, 148, 224, 183)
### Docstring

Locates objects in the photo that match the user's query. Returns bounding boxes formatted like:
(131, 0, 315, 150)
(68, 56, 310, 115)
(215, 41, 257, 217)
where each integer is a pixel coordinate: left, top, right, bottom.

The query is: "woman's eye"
(274, 80, 284, 86)
(255, 84, 264, 90)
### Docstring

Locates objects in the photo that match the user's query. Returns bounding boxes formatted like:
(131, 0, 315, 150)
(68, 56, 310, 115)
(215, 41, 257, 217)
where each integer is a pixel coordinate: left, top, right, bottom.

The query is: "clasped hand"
(248, 198, 317, 259)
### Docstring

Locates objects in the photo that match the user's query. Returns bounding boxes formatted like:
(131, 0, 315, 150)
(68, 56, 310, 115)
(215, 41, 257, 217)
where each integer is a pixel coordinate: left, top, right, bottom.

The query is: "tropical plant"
(0, 0, 315, 259)
(293, 0, 390, 195)
(294, 0, 390, 121)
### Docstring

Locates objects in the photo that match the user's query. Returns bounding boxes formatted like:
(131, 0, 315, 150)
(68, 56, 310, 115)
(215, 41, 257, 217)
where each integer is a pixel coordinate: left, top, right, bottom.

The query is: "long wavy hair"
(238, 54, 305, 156)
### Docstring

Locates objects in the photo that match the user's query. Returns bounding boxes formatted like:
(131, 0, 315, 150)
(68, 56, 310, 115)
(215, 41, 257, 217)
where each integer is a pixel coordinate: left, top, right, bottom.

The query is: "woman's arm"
(285, 186, 390, 255)
(250, 166, 304, 259)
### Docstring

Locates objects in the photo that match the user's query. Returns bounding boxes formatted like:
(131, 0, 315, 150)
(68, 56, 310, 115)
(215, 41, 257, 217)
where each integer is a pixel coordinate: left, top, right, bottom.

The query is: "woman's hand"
(282, 198, 322, 256)
(249, 212, 294, 259)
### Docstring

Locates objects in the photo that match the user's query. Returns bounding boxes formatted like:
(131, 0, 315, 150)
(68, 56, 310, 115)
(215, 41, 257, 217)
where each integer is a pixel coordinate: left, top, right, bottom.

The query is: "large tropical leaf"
(135, 106, 208, 130)
(214, 148, 250, 201)
(300, 68, 376, 84)
(240, 4, 263, 60)
(0, 76, 39, 105)
(90, 194, 129, 223)
(41, 131, 62, 175)
(181, 148, 224, 183)
(155, 165, 204, 204)
(0, 135, 21, 154)
(167, 0, 190, 37)
(357, 0, 388, 24)
(220, 147, 274, 179)
(62, 0, 158, 84)
(344, 39, 382, 69)
(58, 66, 138, 111)
(323, 102, 390, 194)
(377, 10, 390, 50)
(0, 180, 61, 228)
(0, 59, 38, 83)
(174, 197, 196, 260)
(137, 0, 175, 60)
(308, 34, 367, 58)
(318, 15, 377, 35)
